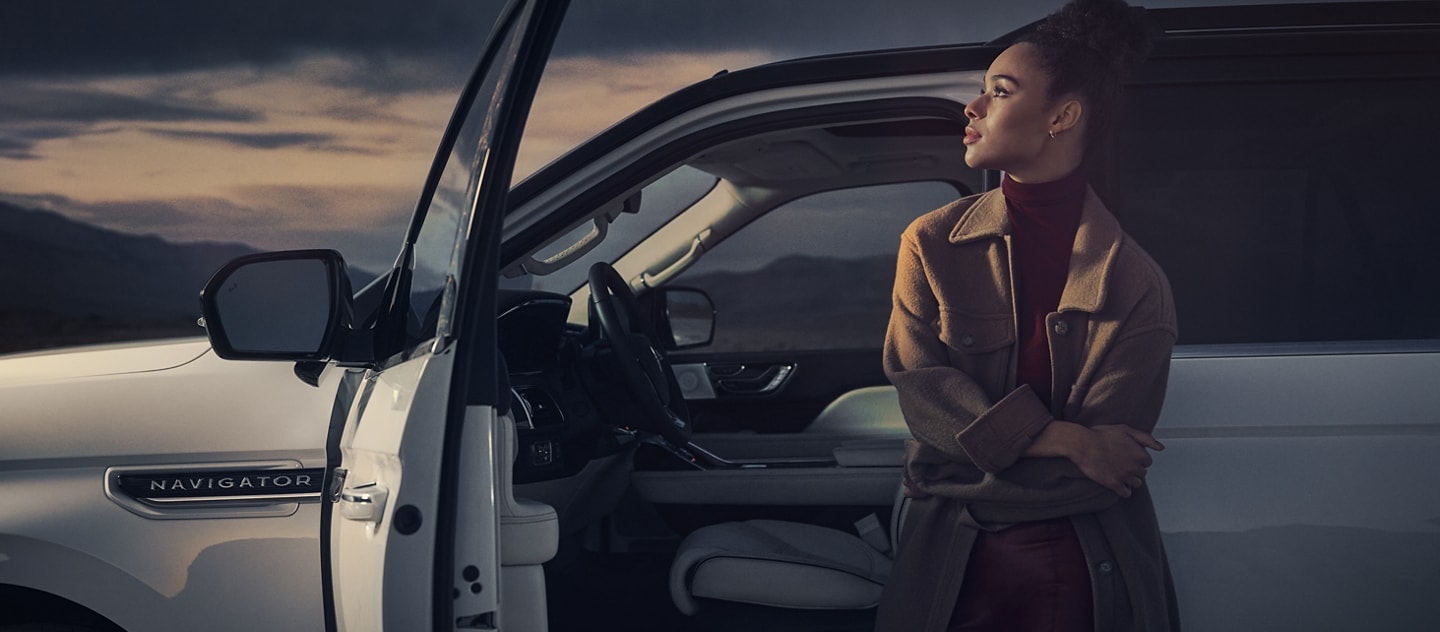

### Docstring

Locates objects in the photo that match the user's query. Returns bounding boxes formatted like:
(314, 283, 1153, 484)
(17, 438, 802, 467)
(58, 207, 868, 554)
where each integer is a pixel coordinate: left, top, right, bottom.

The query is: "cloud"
(145, 129, 330, 151)
(515, 50, 774, 180)
(0, 78, 267, 160)
(8, 0, 1331, 82)
(0, 0, 503, 78)
(0, 124, 95, 160)
(0, 138, 38, 161)
(0, 56, 456, 212)
(0, 82, 260, 126)
(142, 128, 381, 155)
(0, 0, 1081, 89)
(549, 0, 1031, 58)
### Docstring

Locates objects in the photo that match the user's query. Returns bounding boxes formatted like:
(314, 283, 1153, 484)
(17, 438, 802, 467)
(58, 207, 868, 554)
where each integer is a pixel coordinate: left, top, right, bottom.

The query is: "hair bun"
(1039, 0, 1153, 73)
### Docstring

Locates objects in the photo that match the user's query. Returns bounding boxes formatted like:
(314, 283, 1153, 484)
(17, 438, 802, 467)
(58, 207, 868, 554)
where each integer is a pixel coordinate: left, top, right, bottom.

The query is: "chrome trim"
(712, 362, 796, 395)
(513, 386, 563, 428)
(498, 297, 571, 320)
(511, 386, 535, 430)
(1166, 23, 1440, 35)
(139, 492, 322, 505)
(668, 440, 838, 470)
(1172, 340, 1440, 359)
(106, 460, 319, 521)
(1156, 423, 1440, 440)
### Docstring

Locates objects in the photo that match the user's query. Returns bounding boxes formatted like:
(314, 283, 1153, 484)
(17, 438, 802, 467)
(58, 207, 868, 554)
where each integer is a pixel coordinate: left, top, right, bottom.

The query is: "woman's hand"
(1026, 421, 1165, 497)
(1073, 424, 1164, 497)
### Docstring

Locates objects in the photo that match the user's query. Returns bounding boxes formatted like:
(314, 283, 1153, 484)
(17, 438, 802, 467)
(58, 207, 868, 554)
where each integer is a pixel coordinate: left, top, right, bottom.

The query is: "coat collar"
(948, 186, 1123, 314)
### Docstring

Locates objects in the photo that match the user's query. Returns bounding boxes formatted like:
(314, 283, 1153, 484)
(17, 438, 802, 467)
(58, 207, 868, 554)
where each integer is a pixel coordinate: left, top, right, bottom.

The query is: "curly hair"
(1018, 0, 1153, 155)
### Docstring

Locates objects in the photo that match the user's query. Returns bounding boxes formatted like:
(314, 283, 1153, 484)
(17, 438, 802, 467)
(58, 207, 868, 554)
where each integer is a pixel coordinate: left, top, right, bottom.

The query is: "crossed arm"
(885, 235, 1175, 522)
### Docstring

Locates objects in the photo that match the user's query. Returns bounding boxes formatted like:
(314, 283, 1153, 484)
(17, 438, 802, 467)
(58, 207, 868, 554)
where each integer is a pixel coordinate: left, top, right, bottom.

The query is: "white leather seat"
(497, 412, 558, 632)
(498, 413, 559, 565)
(669, 489, 907, 616)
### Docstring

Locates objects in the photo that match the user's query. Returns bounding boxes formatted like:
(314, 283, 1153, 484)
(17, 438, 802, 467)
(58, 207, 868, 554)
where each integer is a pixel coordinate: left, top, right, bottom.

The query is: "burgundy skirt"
(948, 517, 1094, 632)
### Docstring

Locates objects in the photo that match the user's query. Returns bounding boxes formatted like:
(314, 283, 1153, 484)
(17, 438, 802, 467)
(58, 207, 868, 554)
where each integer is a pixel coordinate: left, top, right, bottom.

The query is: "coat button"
(1053, 321, 1070, 336)
(1096, 561, 1114, 574)
(960, 334, 975, 347)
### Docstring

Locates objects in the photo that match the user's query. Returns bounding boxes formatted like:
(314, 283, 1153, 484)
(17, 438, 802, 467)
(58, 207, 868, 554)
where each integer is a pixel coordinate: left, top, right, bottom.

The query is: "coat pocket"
(935, 310, 1014, 399)
(936, 310, 1013, 353)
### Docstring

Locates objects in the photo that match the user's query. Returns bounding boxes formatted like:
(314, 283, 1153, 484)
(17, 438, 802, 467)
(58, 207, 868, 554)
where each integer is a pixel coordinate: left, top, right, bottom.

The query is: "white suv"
(2, 2, 1437, 631)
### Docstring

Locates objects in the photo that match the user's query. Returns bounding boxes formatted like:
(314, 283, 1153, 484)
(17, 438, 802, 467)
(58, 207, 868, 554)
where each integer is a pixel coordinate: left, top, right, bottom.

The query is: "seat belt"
(854, 513, 891, 555)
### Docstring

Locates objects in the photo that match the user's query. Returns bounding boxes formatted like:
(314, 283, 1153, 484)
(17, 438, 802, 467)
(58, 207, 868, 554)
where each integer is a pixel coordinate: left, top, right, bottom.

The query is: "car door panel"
(633, 348, 906, 516)
(677, 349, 888, 432)
(321, 0, 567, 629)
(631, 466, 899, 507)
(1148, 347, 1440, 631)
(330, 352, 453, 628)
(670, 348, 905, 464)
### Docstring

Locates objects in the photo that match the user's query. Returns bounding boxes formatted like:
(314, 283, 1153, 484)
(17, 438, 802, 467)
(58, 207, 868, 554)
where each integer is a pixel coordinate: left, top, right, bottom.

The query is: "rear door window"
(1112, 41, 1440, 345)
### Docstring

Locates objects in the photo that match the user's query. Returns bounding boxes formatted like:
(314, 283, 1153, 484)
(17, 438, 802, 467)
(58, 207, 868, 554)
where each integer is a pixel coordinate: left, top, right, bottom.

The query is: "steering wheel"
(587, 262, 693, 447)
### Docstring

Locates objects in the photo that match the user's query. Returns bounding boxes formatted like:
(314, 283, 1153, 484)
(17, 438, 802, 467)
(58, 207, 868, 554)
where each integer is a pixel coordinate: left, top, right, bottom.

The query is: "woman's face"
(963, 43, 1062, 176)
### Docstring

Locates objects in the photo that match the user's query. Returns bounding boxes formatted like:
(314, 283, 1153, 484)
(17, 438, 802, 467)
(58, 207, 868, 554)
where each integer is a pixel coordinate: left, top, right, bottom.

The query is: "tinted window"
(1113, 53, 1440, 345)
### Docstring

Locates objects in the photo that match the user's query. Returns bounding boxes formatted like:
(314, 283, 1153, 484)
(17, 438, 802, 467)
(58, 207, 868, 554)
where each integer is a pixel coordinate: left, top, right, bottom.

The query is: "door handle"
(339, 482, 389, 523)
(714, 364, 794, 395)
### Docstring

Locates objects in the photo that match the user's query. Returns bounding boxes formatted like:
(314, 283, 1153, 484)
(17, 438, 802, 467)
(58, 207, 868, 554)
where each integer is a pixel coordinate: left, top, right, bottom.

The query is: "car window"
(405, 20, 530, 349)
(672, 181, 960, 353)
(1114, 65, 1440, 345)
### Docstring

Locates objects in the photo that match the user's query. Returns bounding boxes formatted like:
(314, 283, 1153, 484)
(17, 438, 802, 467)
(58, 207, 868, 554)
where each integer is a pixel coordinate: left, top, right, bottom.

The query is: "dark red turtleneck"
(1001, 168, 1086, 409)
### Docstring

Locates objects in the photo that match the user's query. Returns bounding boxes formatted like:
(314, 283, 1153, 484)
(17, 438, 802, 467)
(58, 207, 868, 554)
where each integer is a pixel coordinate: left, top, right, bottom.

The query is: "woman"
(875, 0, 1179, 630)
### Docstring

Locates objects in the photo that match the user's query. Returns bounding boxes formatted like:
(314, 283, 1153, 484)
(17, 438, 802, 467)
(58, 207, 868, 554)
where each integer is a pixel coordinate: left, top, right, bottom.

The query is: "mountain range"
(679, 254, 897, 353)
(1, 202, 259, 354)
(2, 200, 898, 356)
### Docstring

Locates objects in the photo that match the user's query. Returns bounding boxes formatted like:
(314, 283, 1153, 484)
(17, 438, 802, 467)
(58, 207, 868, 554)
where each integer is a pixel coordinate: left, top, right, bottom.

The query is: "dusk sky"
(2, 0, 1326, 272)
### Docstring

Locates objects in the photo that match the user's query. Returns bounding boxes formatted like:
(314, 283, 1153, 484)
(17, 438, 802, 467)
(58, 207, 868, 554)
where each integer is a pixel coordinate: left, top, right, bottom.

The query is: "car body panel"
(1155, 349, 1440, 630)
(0, 340, 334, 631)
(0, 337, 210, 386)
(1, 343, 333, 464)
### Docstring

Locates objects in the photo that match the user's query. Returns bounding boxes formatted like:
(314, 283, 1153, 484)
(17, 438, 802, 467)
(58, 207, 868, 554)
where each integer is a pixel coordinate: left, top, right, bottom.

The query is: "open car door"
(320, 1, 568, 629)
(197, 0, 569, 629)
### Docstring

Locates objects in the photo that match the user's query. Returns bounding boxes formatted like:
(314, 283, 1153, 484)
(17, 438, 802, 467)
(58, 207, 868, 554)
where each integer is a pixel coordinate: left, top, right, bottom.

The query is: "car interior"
(489, 76, 990, 630)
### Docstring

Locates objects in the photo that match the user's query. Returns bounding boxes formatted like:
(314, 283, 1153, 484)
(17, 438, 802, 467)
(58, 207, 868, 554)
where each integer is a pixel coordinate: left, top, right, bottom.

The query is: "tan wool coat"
(874, 186, 1181, 632)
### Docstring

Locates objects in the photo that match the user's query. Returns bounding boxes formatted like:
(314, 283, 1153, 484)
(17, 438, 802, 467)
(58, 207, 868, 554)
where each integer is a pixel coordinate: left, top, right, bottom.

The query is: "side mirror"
(652, 287, 715, 350)
(199, 250, 360, 362)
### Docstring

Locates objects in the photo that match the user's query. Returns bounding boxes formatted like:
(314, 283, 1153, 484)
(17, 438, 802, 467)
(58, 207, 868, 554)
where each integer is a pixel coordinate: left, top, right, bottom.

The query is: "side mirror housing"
(200, 249, 369, 363)
(651, 287, 715, 350)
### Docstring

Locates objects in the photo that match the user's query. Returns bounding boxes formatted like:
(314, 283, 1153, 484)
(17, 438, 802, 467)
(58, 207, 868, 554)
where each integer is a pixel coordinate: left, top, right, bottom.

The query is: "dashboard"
(498, 290, 633, 484)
